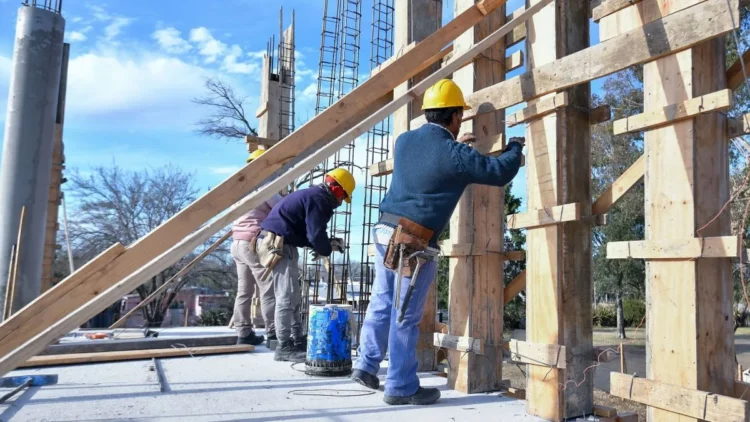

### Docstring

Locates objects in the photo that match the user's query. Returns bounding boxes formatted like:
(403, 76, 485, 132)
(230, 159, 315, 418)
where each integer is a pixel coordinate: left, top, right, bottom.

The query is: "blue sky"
(0, 0, 605, 257)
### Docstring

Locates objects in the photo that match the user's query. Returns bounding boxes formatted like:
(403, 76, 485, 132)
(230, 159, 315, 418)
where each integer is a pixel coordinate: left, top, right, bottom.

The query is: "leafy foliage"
(199, 308, 232, 326)
(593, 305, 617, 327)
(623, 299, 646, 327)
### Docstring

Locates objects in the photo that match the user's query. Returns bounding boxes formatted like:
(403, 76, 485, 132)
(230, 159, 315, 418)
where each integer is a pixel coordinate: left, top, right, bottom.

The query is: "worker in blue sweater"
(351, 79, 524, 405)
(257, 168, 355, 363)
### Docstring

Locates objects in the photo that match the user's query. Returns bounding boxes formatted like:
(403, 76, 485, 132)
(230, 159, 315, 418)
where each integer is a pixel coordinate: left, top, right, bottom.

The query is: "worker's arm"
(452, 141, 523, 187)
(304, 199, 334, 257)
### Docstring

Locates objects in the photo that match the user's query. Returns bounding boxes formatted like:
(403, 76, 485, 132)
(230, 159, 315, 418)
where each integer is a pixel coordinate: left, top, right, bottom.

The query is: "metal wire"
(23, 0, 62, 14)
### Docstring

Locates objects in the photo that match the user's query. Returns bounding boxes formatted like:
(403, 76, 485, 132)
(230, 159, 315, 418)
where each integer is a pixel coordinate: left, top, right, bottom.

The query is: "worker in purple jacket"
(259, 168, 356, 362)
(230, 149, 283, 346)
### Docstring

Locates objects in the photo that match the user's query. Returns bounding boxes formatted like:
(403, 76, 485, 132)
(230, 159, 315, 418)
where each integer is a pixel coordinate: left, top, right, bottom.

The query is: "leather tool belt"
(383, 217, 434, 277)
(256, 230, 284, 281)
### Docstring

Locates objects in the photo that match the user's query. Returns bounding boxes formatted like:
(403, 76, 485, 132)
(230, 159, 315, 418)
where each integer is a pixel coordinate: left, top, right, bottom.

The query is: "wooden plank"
(728, 113, 750, 139)
(441, 242, 524, 260)
(727, 49, 750, 91)
(607, 236, 740, 259)
(733, 380, 750, 400)
(508, 339, 566, 369)
(507, 92, 568, 127)
(506, 203, 582, 229)
(40, 335, 237, 355)
(593, 405, 618, 417)
(503, 270, 526, 304)
(613, 89, 732, 135)
(22, 345, 254, 368)
(591, 155, 645, 216)
(109, 231, 233, 329)
(500, 384, 526, 399)
(463, 0, 735, 120)
(0, 0, 526, 376)
(632, 0, 738, 419)
(245, 135, 281, 149)
(506, 22, 526, 47)
(616, 412, 638, 422)
(592, 0, 643, 22)
(609, 374, 749, 421)
(446, 0, 512, 395)
(505, 50, 524, 72)
(369, 159, 394, 177)
(433, 333, 484, 354)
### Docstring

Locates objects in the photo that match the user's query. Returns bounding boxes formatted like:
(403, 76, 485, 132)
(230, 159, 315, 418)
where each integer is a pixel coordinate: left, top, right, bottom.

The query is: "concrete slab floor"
(0, 328, 545, 421)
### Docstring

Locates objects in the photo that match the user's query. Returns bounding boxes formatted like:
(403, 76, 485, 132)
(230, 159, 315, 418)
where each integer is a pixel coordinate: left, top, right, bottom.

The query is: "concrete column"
(0, 4, 65, 317)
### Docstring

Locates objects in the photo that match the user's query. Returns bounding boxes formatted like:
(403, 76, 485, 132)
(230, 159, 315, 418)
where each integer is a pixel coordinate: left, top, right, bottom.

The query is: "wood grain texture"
(509, 339, 567, 369)
(591, 155, 645, 216)
(507, 92, 568, 127)
(607, 236, 740, 259)
(609, 373, 749, 421)
(22, 345, 254, 367)
(727, 49, 750, 91)
(506, 203, 582, 229)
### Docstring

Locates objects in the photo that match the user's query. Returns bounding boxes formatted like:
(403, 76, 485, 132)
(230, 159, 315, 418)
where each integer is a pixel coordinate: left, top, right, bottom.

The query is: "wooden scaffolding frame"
(1, 0, 749, 419)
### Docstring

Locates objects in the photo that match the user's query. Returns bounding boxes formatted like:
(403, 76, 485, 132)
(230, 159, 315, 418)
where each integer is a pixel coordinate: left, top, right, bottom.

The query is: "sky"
(0, 0, 605, 259)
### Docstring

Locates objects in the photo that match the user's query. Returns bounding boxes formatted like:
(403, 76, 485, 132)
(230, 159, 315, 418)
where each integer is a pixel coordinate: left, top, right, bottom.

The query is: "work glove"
(508, 136, 526, 147)
(309, 250, 324, 262)
(457, 132, 476, 144)
(330, 237, 345, 253)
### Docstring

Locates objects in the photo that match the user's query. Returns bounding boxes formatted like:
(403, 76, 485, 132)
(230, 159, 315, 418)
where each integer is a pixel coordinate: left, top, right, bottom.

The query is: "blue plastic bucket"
(304, 304, 353, 376)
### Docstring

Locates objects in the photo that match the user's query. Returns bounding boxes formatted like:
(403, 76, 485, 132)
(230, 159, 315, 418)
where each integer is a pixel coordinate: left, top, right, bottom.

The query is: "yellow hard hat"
(325, 168, 355, 204)
(422, 79, 471, 111)
(247, 149, 265, 163)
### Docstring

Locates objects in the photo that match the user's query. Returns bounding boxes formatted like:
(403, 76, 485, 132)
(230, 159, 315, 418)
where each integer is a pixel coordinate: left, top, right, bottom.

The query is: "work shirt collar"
(427, 122, 456, 141)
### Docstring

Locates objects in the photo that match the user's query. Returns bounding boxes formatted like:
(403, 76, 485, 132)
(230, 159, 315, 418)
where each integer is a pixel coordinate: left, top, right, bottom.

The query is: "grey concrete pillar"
(0, 4, 65, 318)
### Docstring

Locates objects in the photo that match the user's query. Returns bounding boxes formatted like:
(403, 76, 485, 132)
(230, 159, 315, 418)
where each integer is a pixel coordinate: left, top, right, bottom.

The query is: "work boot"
(237, 330, 265, 346)
(383, 387, 440, 406)
(351, 369, 379, 390)
(293, 334, 307, 350)
(266, 331, 278, 342)
(274, 340, 306, 363)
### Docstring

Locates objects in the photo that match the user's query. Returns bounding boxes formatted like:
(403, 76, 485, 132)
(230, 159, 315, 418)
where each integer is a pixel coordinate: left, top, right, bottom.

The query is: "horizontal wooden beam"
(610, 373, 750, 421)
(500, 383, 526, 400)
(589, 104, 612, 124)
(433, 333, 484, 354)
(607, 236, 742, 259)
(507, 92, 568, 127)
(727, 49, 750, 91)
(477, 0, 506, 15)
(22, 345, 254, 368)
(613, 89, 732, 135)
(462, 0, 735, 120)
(508, 339, 566, 369)
(728, 113, 750, 139)
(503, 270, 526, 305)
(506, 203, 582, 229)
(255, 101, 269, 118)
(592, 154, 645, 216)
(369, 159, 394, 177)
(245, 135, 280, 150)
(733, 380, 750, 400)
(441, 243, 524, 260)
(40, 335, 238, 355)
(592, 0, 643, 22)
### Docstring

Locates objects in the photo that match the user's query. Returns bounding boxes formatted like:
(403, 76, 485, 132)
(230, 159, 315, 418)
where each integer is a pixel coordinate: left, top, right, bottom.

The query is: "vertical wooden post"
(41, 42, 70, 294)
(525, 0, 592, 418)
(447, 0, 506, 393)
(601, 1, 737, 419)
(394, 0, 443, 373)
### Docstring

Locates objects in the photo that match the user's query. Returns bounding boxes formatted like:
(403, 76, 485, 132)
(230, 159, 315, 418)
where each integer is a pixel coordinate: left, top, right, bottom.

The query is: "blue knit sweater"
(379, 123, 523, 245)
(261, 185, 337, 256)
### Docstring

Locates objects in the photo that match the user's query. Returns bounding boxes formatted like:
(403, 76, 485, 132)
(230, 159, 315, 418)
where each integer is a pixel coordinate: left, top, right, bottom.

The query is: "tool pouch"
(384, 218, 433, 277)
(258, 232, 285, 280)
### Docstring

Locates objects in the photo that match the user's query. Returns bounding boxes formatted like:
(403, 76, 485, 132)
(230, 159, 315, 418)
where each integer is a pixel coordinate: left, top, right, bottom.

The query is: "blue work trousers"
(354, 233, 438, 397)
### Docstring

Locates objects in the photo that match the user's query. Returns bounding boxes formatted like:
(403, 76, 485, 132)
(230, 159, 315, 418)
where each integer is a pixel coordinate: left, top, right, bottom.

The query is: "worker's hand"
(330, 237, 345, 253)
(309, 250, 324, 261)
(508, 136, 526, 147)
(457, 132, 476, 144)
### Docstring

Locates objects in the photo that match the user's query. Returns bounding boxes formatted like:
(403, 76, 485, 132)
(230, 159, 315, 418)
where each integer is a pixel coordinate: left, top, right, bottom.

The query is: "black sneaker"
(274, 340, 306, 363)
(351, 369, 379, 390)
(383, 387, 440, 405)
(237, 331, 265, 346)
(266, 331, 278, 342)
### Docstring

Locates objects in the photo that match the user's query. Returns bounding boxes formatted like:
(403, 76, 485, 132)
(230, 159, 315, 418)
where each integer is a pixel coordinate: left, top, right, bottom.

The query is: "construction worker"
(351, 79, 524, 405)
(229, 148, 281, 346)
(256, 168, 355, 362)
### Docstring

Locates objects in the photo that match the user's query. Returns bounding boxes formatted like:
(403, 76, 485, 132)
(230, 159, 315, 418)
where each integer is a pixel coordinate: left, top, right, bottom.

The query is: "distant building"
(116, 286, 232, 328)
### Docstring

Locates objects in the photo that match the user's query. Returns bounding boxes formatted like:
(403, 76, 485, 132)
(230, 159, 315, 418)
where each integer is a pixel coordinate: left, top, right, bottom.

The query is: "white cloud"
(247, 50, 266, 60)
(67, 31, 87, 42)
(152, 27, 192, 54)
(71, 17, 83, 23)
(222, 45, 258, 75)
(88, 5, 111, 21)
(189, 27, 226, 64)
(104, 17, 133, 41)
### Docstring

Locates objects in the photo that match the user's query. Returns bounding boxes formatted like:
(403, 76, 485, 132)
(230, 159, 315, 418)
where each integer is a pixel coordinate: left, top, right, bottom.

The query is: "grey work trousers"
(230, 240, 275, 337)
(265, 243, 304, 343)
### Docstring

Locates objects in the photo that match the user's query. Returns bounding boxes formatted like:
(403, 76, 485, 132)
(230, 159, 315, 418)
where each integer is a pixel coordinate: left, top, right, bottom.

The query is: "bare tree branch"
(192, 78, 258, 141)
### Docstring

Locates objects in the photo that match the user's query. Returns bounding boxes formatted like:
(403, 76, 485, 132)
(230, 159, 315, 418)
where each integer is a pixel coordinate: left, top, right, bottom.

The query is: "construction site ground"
(8, 326, 748, 420)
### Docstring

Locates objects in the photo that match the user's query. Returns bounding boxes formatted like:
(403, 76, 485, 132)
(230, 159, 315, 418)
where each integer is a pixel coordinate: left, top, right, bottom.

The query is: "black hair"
(424, 107, 463, 126)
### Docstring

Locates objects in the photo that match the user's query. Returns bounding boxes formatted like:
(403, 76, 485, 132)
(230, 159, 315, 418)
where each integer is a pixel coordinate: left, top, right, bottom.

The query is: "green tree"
(591, 67, 646, 339)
